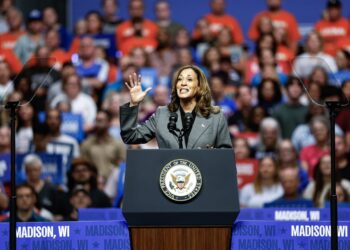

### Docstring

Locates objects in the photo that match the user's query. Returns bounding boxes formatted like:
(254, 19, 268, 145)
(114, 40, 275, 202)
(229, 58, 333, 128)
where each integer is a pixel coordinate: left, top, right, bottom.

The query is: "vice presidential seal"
(159, 159, 202, 202)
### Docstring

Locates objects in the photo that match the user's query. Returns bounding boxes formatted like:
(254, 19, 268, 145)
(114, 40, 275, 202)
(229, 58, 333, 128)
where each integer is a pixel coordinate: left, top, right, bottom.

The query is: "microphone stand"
(5, 101, 19, 250)
(325, 101, 342, 250)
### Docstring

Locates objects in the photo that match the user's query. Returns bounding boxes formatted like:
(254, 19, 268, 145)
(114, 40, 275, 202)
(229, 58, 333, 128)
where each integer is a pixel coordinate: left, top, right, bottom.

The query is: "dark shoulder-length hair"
(167, 65, 220, 118)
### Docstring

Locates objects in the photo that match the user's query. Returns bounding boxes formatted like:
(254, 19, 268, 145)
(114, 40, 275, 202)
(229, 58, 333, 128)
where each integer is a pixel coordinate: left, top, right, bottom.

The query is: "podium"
(123, 149, 240, 250)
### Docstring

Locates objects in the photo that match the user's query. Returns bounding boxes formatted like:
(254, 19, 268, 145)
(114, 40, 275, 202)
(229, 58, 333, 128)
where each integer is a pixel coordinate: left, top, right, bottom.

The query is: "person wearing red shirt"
(0, 7, 25, 52)
(315, 0, 350, 56)
(192, 0, 243, 45)
(248, 0, 300, 53)
(115, 0, 158, 55)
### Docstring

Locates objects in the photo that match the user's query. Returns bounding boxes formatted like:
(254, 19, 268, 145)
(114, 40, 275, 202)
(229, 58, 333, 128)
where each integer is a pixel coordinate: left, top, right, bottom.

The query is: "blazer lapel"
(187, 114, 211, 149)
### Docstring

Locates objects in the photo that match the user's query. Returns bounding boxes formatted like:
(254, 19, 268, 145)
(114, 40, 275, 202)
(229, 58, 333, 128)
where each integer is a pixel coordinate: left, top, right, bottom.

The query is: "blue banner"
(0, 153, 63, 185)
(78, 208, 125, 221)
(237, 208, 350, 222)
(16, 153, 63, 185)
(0, 220, 130, 250)
(231, 221, 350, 250)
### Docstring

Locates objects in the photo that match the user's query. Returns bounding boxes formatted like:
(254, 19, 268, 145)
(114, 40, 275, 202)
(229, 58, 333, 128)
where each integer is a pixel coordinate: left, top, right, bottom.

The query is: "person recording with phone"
(120, 64, 232, 149)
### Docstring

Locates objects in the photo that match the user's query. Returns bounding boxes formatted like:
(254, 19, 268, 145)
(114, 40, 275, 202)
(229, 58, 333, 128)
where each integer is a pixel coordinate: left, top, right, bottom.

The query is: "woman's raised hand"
(125, 72, 152, 106)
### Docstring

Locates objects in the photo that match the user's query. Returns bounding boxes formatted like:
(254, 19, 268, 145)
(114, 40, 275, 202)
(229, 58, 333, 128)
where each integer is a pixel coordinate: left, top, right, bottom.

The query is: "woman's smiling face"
(176, 68, 199, 101)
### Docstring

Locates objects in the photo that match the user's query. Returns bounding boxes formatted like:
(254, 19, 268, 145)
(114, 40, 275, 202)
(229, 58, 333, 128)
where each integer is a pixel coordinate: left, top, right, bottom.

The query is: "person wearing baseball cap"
(14, 9, 44, 64)
(315, 0, 350, 56)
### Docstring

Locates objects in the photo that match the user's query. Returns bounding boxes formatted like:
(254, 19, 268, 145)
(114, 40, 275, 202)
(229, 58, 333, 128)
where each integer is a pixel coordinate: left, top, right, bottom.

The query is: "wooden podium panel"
(130, 227, 232, 250)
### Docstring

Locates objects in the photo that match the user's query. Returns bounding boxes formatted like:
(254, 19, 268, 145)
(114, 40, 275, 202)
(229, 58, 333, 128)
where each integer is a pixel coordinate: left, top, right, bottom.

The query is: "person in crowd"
(257, 78, 282, 115)
(255, 117, 280, 159)
(67, 157, 111, 208)
(120, 64, 232, 149)
(191, 18, 214, 63)
(0, 7, 25, 53)
(34, 108, 80, 171)
(248, 0, 300, 53)
(81, 110, 126, 179)
(234, 137, 252, 160)
(47, 61, 76, 104)
(0, 125, 10, 154)
(201, 46, 221, 73)
(325, 182, 350, 204)
(0, 61, 13, 99)
(23, 154, 57, 219)
(331, 49, 350, 85)
(335, 135, 350, 181)
(64, 187, 92, 221)
(115, 0, 158, 54)
(315, 0, 350, 56)
(154, 0, 183, 44)
(16, 102, 39, 153)
(0, 183, 8, 221)
(3, 184, 48, 222)
(45, 29, 69, 70)
(271, 76, 308, 138)
(149, 28, 178, 82)
(192, 0, 243, 45)
(265, 167, 312, 207)
(14, 9, 45, 64)
(276, 139, 309, 192)
(228, 85, 255, 134)
(50, 73, 97, 132)
(0, 0, 14, 33)
(300, 115, 330, 177)
(240, 156, 283, 208)
(74, 36, 109, 105)
(19, 46, 61, 111)
(42, 6, 69, 50)
(102, 91, 124, 140)
(303, 154, 350, 207)
(101, 0, 123, 34)
(336, 80, 350, 150)
(309, 66, 330, 88)
(209, 73, 236, 118)
(293, 31, 337, 80)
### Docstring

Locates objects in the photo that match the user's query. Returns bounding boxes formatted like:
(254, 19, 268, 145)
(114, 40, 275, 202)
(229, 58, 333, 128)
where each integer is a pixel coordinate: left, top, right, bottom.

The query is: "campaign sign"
(78, 208, 125, 221)
(235, 159, 259, 189)
(231, 221, 350, 250)
(238, 208, 350, 221)
(16, 153, 63, 185)
(0, 220, 130, 250)
(38, 112, 85, 142)
(0, 154, 10, 182)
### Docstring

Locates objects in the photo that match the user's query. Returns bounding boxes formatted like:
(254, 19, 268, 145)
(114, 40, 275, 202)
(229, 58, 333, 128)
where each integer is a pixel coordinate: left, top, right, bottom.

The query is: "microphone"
(167, 112, 178, 133)
(183, 113, 193, 132)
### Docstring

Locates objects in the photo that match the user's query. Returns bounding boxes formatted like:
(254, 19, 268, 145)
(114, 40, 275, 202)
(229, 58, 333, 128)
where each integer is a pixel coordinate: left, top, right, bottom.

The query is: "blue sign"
(231, 220, 350, 250)
(0, 153, 63, 185)
(16, 153, 63, 185)
(0, 220, 130, 250)
(78, 208, 125, 221)
(38, 112, 85, 142)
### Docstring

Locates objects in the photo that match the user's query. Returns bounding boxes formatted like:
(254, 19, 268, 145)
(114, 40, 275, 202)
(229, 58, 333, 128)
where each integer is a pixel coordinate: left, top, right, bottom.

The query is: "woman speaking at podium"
(120, 64, 232, 149)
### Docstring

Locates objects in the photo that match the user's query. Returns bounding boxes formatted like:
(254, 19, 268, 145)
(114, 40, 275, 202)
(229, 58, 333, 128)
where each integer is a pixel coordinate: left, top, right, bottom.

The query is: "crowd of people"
(0, 0, 350, 222)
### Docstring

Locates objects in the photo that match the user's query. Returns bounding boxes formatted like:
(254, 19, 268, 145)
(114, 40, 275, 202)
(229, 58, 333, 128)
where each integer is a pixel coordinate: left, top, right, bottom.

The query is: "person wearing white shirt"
(240, 156, 283, 208)
(293, 31, 337, 79)
(50, 74, 97, 132)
